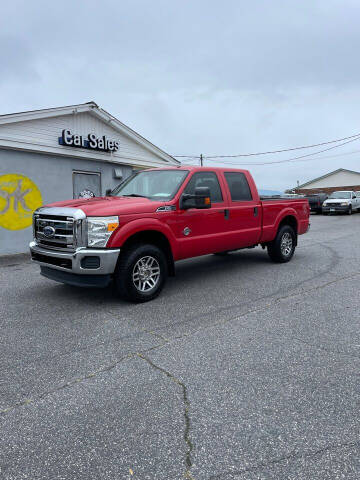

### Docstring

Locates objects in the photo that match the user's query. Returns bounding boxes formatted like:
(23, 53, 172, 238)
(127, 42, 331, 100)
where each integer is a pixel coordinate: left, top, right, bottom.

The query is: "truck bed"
(260, 197, 309, 242)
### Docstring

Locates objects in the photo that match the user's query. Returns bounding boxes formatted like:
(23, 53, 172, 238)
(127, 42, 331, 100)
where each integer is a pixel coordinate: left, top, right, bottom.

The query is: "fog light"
(81, 256, 100, 269)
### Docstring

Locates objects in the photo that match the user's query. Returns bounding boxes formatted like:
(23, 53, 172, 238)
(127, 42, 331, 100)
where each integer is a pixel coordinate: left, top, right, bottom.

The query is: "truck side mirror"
(180, 186, 211, 210)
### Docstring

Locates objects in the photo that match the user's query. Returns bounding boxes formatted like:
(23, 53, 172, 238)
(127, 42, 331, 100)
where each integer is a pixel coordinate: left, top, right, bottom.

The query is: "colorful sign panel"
(0, 174, 42, 230)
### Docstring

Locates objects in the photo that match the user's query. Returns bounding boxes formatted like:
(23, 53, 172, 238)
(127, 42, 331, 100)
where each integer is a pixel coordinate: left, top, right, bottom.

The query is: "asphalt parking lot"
(1, 213, 360, 480)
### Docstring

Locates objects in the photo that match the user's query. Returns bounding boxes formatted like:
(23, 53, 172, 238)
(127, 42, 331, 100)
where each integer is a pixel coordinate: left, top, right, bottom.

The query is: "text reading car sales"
(61, 129, 119, 152)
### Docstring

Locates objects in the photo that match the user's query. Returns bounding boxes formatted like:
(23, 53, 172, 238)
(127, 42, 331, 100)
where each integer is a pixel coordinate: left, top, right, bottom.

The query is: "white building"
(0, 102, 179, 255)
(295, 168, 360, 194)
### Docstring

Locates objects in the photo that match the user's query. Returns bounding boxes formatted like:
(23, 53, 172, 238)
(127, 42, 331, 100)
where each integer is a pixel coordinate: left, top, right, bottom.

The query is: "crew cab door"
(176, 171, 230, 258)
(221, 171, 262, 248)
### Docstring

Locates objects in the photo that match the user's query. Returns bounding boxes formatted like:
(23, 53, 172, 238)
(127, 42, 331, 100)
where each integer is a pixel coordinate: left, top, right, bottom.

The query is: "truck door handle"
(224, 209, 230, 220)
(254, 207, 258, 217)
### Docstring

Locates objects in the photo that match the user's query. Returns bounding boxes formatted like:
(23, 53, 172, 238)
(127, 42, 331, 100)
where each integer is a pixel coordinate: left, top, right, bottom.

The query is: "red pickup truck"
(30, 167, 310, 302)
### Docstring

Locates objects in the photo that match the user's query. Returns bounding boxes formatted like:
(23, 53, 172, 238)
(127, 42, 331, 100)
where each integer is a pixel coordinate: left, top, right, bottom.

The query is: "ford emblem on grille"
(43, 226, 56, 238)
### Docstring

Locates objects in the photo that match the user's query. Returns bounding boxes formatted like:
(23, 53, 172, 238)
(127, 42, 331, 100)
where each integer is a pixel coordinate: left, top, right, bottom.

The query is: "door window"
(183, 172, 223, 203)
(224, 172, 252, 201)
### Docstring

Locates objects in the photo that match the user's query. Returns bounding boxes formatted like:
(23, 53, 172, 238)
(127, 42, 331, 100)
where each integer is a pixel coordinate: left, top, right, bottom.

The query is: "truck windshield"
(111, 169, 189, 201)
(329, 191, 351, 199)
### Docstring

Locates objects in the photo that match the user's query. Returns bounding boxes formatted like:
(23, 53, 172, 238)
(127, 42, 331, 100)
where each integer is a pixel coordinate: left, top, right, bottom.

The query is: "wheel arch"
(277, 214, 298, 245)
(119, 229, 175, 277)
(278, 214, 298, 232)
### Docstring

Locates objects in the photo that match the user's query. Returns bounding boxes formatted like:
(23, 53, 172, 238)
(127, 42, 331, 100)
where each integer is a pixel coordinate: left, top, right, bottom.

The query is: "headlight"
(340, 202, 349, 206)
(87, 216, 119, 248)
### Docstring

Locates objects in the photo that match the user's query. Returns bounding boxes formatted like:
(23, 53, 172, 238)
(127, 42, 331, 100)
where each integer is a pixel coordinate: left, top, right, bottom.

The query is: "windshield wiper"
(122, 194, 148, 198)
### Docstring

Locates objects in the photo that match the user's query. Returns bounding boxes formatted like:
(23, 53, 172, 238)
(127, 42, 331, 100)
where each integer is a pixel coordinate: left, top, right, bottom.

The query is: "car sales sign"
(59, 129, 119, 152)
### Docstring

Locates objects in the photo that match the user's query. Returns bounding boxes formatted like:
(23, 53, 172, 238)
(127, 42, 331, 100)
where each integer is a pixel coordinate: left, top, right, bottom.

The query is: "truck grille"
(34, 214, 75, 250)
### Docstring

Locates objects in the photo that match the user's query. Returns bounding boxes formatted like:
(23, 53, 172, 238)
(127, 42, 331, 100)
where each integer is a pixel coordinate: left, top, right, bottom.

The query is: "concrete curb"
(0, 252, 31, 266)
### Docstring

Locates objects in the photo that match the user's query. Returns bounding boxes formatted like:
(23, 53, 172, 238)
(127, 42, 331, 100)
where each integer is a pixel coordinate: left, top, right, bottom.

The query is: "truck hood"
(44, 196, 167, 216)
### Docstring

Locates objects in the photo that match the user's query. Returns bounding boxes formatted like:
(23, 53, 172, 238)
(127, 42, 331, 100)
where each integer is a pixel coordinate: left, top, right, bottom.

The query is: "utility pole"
(200, 154, 203, 167)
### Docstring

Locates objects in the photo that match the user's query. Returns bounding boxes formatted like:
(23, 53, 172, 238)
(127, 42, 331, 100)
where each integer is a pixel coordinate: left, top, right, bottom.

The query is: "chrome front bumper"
(29, 241, 120, 275)
(322, 205, 350, 213)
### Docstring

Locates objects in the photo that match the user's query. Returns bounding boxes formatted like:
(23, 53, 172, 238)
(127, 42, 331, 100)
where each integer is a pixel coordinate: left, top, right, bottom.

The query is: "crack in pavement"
(1, 241, 359, 478)
(208, 439, 360, 479)
(2, 233, 359, 478)
(0, 329, 158, 372)
(0, 240, 341, 376)
(137, 353, 194, 480)
(144, 330, 171, 343)
(0, 342, 167, 416)
(2, 269, 360, 417)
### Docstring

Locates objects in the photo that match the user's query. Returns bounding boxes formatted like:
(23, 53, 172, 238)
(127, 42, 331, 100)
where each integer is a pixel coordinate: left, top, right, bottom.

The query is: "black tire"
(267, 225, 296, 263)
(114, 244, 168, 302)
(348, 206, 352, 215)
(323, 212, 328, 215)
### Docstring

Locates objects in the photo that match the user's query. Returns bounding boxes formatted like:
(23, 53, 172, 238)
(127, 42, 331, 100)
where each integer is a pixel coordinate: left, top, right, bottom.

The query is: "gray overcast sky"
(1, 0, 360, 190)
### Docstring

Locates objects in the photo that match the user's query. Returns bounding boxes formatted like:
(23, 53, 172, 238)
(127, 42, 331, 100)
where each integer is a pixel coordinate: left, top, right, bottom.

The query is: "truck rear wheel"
(114, 244, 168, 302)
(267, 225, 296, 263)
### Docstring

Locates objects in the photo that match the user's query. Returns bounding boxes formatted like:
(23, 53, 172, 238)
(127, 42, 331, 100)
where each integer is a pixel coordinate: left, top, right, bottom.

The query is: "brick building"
(294, 168, 360, 195)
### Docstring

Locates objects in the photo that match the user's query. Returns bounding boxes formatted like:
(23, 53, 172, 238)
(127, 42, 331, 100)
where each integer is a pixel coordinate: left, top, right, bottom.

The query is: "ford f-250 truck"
(30, 167, 310, 302)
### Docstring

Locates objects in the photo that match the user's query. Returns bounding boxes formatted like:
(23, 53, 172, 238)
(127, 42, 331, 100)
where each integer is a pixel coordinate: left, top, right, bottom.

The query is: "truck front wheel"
(114, 244, 168, 302)
(267, 225, 296, 263)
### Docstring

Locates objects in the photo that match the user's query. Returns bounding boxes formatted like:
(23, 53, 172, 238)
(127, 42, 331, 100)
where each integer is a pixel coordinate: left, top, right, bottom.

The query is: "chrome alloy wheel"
(280, 232, 293, 257)
(132, 256, 160, 292)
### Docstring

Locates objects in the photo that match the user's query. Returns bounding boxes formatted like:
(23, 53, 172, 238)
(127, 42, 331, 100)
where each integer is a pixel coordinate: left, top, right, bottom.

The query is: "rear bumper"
(29, 241, 120, 286)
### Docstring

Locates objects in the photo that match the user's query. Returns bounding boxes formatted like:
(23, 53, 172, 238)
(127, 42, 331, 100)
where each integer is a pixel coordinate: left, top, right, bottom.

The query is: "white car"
(322, 191, 360, 215)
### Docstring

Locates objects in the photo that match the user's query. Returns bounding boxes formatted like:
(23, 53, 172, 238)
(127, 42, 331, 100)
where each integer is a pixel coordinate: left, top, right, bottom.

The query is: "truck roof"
(146, 165, 250, 174)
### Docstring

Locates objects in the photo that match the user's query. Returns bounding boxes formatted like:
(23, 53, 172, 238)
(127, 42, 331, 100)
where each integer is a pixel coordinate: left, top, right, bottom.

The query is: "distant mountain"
(258, 189, 282, 196)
